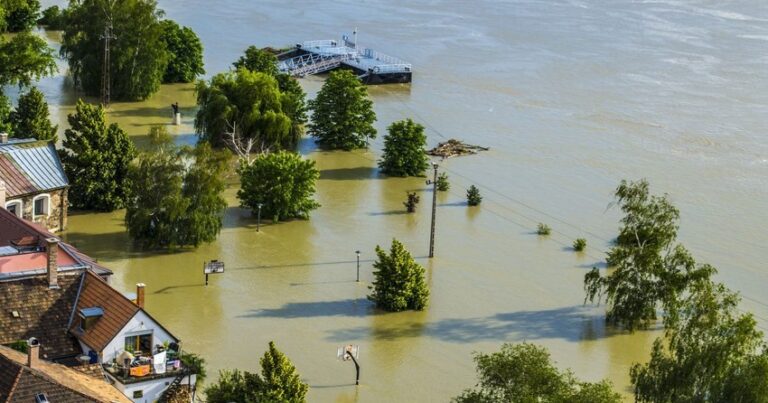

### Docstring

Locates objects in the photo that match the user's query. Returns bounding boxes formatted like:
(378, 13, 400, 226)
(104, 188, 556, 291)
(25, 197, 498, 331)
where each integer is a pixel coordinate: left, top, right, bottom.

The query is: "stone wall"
(10, 188, 68, 232)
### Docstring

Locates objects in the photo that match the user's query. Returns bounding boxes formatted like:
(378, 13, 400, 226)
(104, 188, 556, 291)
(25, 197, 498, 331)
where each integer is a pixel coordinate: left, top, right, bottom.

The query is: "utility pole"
(355, 250, 360, 282)
(428, 162, 438, 258)
(100, 22, 116, 107)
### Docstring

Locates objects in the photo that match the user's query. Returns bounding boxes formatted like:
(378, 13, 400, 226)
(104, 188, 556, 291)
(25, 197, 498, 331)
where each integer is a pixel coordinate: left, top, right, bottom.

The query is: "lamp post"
(356, 250, 361, 282)
(257, 203, 263, 232)
(428, 162, 438, 258)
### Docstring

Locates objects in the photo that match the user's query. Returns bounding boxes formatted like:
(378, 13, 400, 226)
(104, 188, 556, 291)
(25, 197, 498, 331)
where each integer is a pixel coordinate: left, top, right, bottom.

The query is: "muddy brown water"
(16, 1, 768, 401)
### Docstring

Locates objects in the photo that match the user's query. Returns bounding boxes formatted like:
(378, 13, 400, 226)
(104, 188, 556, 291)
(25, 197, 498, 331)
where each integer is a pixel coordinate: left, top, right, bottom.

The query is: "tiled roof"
(0, 139, 68, 198)
(70, 271, 140, 352)
(0, 345, 131, 402)
(0, 273, 83, 360)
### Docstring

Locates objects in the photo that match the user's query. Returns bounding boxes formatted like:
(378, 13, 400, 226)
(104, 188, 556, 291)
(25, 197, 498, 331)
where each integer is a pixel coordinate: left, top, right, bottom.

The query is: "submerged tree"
(237, 151, 320, 222)
(0, 93, 12, 135)
(9, 87, 57, 141)
(379, 118, 429, 177)
(160, 19, 204, 83)
(1, 0, 41, 32)
(61, 100, 136, 211)
(467, 185, 482, 206)
(61, 0, 168, 101)
(205, 341, 308, 403)
(584, 179, 715, 331)
(368, 239, 429, 312)
(233, 46, 279, 76)
(37, 5, 67, 30)
(308, 69, 376, 150)
(0, 32, 57, 87)
(454, 343, 621, 403)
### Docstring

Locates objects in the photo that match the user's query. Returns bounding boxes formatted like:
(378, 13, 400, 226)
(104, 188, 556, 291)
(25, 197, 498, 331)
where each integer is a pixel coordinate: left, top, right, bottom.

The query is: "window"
(132, 390, 143, 399)
(33, 195, 49, 217)
(5, 200, 22, 218)
(125, 333, 152, 356)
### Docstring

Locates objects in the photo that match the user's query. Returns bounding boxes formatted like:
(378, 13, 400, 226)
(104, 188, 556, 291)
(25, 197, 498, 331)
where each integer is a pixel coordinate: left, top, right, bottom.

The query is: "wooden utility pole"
(429, 162, 438, 258)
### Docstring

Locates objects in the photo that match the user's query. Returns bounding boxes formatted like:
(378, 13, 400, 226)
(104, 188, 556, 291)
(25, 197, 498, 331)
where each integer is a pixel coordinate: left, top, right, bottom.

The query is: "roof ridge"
(1, 354, 23, 403)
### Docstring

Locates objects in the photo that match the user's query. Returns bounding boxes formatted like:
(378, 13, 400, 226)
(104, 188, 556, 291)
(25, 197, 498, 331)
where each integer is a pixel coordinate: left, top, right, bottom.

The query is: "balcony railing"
(103, 357, 189, 385)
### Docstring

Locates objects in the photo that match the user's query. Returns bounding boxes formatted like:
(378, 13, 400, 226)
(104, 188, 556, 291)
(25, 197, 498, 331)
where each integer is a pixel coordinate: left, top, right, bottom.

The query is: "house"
(0, 133, 69, 232)
(0, 208, 197, 402)
(0, 343, 130, 403)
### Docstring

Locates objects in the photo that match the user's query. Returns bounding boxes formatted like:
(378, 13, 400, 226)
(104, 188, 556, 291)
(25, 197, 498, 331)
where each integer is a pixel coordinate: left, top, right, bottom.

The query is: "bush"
(368, 239, 429, 312)
(467, 185, 482, 206)
(573, 238, 587, 252)
(436, 172, 450, 191)
(378, 118, 429, 177)
(404, 192, 420, 213)
(537, 223, 551, 236)
(237, 151, 321, 221)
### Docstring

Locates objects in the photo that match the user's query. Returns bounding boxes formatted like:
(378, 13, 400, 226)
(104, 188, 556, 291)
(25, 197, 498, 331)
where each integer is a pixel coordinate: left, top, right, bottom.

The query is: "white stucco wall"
(101, 310, 177, 363)
(113, 375, 196, 403)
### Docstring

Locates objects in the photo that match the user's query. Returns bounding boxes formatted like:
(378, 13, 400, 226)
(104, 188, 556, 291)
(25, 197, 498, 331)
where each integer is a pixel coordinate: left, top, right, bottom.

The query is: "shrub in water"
(537, 223, 551, 236)
(573, 238, 587, 252)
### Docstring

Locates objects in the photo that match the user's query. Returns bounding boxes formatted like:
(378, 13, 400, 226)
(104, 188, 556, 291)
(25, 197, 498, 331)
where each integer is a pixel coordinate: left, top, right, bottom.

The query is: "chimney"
(27, 338, 40, 368)
(136, 283, 145, 309)
(45, 238, 59, 289)
(0, 132, 7, 144)
(0, 180, 5, 207)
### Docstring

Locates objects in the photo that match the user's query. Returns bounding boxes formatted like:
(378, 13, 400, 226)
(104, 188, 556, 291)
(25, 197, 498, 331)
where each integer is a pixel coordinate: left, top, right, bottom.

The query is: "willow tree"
(61, 0, 168, 101)
(195, 68, 297, 149)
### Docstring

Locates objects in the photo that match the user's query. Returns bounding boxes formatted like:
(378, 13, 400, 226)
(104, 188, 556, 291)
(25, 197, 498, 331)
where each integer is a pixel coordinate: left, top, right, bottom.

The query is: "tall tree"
(37, 5, 67, 30)
(160, 19, 204, 83)
(631, 279, 768, 402)
(9, 87, 57, 141)
(195, 68, 294, 149)
(0, 93, 13, 135)
(205, 341, 308, 403)
(61, 0, 168, 101)
(237, 151, 320, 222)
(126, 126, 227, 248)
(379, 118, 429, 177)
(454, 343, 621, 403)
(61, 99, 136, 211)
(368, 239, 429, 312)
(584, 179, 714, 330)
(308, 69, 376, 150)
(0, 32, 57, 87)
(232, 46, 278, 76)
(1, 0, 41, 32)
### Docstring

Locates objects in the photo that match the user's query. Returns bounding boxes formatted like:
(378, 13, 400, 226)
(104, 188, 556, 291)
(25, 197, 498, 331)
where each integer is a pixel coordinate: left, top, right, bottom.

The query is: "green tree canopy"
(233, 45, 279, 76)
(308, 69, 376, 150)
(9, 86, 57, 141)
(37, 5, 67, 30)
(205, 341, 308, 403)
(61, 0, 168, 101)
(0, 32, 57, 87)
(631, 279, 768, 402)
(584, 179, 715, 331)
(368, 239, 429, 312)
(126, 126, 227, 248)
(0, 93, 13, 135)
(61, 99, 136, 211)
(379, 118, 429, 177)
(160, 19, 204, 83)
(1, 0, 40, 32)
(195, 68, 297, 149)
(237, 151, 320, 222)
(454, 343, 621, 403)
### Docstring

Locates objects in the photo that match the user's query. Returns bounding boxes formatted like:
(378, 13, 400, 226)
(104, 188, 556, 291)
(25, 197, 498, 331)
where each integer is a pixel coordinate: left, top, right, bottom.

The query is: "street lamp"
(356, 250, 361, 282)
(428, 162, 438, 258)
(257, 203, 263, 232)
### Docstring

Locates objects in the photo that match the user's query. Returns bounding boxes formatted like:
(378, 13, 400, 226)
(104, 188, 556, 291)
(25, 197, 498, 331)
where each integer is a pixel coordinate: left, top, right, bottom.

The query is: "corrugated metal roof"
(0, 140, 68, 197)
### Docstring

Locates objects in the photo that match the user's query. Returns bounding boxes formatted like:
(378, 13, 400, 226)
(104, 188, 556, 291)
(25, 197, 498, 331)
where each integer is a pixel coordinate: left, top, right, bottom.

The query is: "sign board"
(204, 260, 225, 274)
(337, 344, 359, 361)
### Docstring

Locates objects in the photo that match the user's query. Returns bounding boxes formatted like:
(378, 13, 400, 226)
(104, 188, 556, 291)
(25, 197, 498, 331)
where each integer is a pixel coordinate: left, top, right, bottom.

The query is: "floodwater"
(22, 0, 768, 401)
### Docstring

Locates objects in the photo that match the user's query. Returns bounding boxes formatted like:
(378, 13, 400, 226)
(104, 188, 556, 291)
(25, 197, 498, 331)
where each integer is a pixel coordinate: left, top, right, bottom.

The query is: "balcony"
(102, 353, 190, 385)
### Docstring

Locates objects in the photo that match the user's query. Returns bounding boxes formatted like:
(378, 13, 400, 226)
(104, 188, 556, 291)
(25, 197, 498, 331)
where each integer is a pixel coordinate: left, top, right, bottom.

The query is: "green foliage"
(61, 100, 136, 211)
(0, 93, 13, 135)
(38, 5, 66, 30)
(436, 172, 450, 191)
(160, 20, 204, 83)
(454, 343, 621, 403)
(308, 69, 376, 150)
(368, 239, 429, 312)
(583, 179, 715, 331)
(233, 46, 279, 76)
(1, 0, 40, 32)
(126, 126, 228, 248)
(9, 87, 57, 141)
(0, 32, 56, 87)
(467, 185, 482, 206)
(404, 191, 419, 213)
(61, 0, 168, 101)
(631, 280, 768, 402)
(179, 352, 206, 387)
(8, 340, 29, 353)
(536, 223, 551, 235)
(379, 118, 429, 177)
(573, 238, 587, 252)
(237, 151, 320, 222)
(205, 341, 308, 403)
(195, 68, 296, 149)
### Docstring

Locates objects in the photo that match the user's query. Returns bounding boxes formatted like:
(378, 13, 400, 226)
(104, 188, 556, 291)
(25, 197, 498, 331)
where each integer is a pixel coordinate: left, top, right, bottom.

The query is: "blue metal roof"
(0, 139, 68, 196)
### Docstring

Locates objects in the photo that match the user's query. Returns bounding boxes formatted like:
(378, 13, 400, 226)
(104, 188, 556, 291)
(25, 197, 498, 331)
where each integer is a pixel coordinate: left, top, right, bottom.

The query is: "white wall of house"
(113, 374, 196, 403)
(102, 310, 177, 363)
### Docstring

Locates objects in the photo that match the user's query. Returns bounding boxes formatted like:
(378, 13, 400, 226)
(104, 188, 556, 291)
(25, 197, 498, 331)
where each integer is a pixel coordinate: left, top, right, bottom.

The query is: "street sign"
(204, 260, 225, 274)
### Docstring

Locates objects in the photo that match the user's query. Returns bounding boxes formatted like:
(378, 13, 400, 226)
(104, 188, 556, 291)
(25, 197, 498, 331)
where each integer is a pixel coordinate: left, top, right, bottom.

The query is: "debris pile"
(427, 139, 489, 159)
